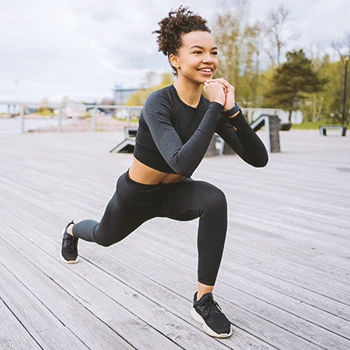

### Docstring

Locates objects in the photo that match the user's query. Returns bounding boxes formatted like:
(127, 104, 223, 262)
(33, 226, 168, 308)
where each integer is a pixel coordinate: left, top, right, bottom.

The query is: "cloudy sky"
(0, 0, 348, 103)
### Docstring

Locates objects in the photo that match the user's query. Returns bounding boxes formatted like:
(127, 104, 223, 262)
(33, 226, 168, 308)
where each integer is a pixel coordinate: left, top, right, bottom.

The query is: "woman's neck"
(173, 78, 202, 108)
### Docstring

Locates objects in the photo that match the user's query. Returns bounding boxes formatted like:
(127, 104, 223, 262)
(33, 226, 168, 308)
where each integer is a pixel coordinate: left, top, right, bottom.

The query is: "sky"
(0, 0, 349, 103)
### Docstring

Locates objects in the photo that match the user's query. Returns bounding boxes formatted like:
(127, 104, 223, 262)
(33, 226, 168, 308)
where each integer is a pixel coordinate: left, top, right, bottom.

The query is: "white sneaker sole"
(60, 228, 79, 264)
(190, 307, 233, 338)
(60, 251, 79, 264)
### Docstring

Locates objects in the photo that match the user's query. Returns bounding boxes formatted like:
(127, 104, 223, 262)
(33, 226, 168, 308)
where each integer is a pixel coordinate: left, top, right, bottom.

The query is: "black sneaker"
(191, 292, 233, 338)
(60, 221, 79, 264)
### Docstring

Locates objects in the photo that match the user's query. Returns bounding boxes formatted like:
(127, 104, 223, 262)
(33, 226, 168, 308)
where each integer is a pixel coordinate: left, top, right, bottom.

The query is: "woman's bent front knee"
(93, 222, 133, 247)
(95, 236, 115, 247)
(94, 230, 121, 247)
(201, 186, 227, 213)
(93, 225, 117, 247)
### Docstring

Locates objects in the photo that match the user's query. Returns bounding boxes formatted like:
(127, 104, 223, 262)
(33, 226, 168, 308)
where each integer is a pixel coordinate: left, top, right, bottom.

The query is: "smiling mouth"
(197, 68, 213, 73)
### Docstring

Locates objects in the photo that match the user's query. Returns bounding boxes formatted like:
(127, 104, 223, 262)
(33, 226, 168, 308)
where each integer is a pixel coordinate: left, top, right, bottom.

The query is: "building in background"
(113, 85, 145, 105)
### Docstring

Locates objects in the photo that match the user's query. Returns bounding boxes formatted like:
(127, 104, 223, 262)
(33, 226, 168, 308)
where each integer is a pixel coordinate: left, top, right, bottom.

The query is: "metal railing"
(1, 100, 289, 136)
(0, 102, 143, 133)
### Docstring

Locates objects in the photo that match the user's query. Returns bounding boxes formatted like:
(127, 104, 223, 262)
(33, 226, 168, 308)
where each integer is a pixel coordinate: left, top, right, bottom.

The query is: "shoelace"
(62, 235, 76, 251)
(207, 299, 222, 314)
(198, 297, 223, 319)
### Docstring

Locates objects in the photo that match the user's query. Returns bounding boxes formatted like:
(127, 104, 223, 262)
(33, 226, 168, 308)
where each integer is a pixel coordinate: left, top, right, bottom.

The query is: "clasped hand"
(203, 78, 235, 111)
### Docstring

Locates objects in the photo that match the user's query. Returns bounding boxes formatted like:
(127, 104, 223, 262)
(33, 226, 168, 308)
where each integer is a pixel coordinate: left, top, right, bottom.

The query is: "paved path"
(0, 130, 349, 350)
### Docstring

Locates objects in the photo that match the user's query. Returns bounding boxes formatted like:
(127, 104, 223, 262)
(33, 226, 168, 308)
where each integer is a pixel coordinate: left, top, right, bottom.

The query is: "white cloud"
(0, 0, 349, 102)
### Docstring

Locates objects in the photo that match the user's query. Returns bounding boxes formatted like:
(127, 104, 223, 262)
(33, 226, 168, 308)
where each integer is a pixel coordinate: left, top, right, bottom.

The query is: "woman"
(61, 6, 268, 338)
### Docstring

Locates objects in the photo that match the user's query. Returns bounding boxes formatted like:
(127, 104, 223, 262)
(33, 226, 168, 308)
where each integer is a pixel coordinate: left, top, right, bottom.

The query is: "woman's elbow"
(171, 156, 195, 178)
(177, 167, 194, 178)
(252, 153, 269, 168)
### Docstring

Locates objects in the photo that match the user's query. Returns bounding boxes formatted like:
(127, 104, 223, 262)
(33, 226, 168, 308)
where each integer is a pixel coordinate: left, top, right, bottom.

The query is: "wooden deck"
(0, 130, 349, 350)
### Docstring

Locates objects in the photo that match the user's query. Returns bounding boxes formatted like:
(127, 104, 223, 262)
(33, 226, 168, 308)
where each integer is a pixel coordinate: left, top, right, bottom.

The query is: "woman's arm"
(204, 78, 268, 167)
(216, 112, 269, 167)
(143, 94, 224, 177)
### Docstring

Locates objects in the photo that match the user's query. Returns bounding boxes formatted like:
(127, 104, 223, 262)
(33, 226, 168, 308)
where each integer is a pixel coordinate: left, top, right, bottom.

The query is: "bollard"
(250, 114, 281, 153)
(219, 114, 281, 155)
(268, 115, 281, 153)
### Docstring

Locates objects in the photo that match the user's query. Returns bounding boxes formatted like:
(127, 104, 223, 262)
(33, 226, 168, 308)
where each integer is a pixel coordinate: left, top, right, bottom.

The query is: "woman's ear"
(169, 54, 179, 69)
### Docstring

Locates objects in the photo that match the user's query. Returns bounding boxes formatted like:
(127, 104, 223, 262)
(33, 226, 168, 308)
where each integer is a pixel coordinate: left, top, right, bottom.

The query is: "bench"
(319, 126, 347, 136)
(110, 127, 138, 153)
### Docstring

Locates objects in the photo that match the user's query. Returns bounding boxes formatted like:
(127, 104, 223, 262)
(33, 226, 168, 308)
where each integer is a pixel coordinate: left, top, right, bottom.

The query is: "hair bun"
(153, 6, 210, 57)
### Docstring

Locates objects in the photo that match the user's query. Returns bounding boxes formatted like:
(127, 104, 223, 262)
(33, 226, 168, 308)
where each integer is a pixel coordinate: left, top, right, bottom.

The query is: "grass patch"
(36, 108, 54, 117)
(292, 122, 345, 130)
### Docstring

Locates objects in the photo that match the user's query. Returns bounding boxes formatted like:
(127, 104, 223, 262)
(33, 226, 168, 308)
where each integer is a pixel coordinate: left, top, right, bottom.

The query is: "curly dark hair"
(153, 6, 211, 75)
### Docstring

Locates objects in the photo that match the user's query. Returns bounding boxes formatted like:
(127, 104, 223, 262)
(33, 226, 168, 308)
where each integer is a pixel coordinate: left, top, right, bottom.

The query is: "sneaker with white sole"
(60, 221, 79, 264)
(191, 292, 233, 338)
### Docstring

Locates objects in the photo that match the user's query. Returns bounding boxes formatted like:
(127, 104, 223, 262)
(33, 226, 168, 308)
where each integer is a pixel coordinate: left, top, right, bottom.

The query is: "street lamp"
(341, 55, 350, 126)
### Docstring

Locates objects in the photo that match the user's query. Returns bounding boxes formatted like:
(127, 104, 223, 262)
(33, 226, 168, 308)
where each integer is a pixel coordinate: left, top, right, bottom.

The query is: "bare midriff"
(128, 156, 185, 184)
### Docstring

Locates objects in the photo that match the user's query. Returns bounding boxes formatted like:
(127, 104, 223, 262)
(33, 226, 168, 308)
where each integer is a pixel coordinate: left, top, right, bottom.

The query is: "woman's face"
(169, 31, 219, 84)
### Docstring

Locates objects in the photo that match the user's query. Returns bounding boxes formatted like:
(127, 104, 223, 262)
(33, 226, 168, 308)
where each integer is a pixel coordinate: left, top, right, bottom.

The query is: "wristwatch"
(222, 102, 241, 118)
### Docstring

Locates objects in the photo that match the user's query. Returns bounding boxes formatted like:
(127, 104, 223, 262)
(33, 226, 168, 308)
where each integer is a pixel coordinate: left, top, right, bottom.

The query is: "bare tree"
(306, 44, 328, 121)
(264, 5, 299, 66)
(248, 22, 264, 106)
(140, 71, 157, 89)
(331, 32, 350, 124)
(331, 31, 350, 61)
(213, 0, 266, 106)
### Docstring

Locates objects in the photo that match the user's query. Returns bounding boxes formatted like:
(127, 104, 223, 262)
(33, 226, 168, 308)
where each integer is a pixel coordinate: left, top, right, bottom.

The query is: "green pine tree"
(264, 49, 328, 122)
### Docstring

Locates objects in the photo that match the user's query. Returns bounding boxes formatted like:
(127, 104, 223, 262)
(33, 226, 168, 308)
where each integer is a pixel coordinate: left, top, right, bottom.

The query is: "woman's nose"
(202, 53, 214, 63)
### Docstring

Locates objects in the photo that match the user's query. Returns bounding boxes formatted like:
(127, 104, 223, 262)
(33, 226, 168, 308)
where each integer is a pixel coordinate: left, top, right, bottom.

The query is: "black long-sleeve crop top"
(134, 84, 268, 178)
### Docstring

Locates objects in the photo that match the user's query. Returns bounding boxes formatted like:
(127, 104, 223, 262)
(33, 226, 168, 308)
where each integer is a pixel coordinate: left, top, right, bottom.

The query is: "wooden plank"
(2, 168, 349, 289)
(199, 161, 350, 209)
(154, 216, 350, 284)
(123, 227, 350, 321)
(140, 223, 350, 306)
(228, 220, 350, 270)
(0, 262, 89, 350)
(153, 219, 350, 292)
(116, 229, 350, 349)
(0, 298, 41, 350)
(0, 130, 350, 350)
(80, 238, 327, 350)
(0, 199, 273, 350)
(0, 239, 135, 350)
(79, 252, 300, 350)
(112, 237, 350, 339)
(0, 224, 184, 350)
(0, 194, 288, 348)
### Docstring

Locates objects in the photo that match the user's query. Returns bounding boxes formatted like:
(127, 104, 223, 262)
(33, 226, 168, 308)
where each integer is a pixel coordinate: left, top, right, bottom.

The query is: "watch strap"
(222, 102, 241, 118)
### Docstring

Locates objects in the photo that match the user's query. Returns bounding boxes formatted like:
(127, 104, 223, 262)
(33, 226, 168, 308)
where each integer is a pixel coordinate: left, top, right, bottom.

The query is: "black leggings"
(73, 171, 228, 285)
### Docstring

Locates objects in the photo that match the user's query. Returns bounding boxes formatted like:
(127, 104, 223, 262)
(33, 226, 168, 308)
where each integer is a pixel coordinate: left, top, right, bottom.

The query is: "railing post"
(20, 104, 25, 133)
(265, 117, 271, 153)
(58, 107, 63, 132)
(92, 107, 97, 132)
(126, 109, 130, 126)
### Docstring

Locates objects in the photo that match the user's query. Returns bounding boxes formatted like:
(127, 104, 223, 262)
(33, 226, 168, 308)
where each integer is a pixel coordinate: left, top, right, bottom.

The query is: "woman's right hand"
(203, 81, 226, 106)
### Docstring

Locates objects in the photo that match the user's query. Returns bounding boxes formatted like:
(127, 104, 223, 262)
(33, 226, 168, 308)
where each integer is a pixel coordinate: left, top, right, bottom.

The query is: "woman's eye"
(193, 51, 202, 54)
(212, 52, 218, 56)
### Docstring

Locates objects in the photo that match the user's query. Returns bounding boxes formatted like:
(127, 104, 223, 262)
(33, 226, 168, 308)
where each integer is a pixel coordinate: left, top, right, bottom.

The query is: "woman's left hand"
(205, 78, 235, 111)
